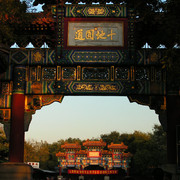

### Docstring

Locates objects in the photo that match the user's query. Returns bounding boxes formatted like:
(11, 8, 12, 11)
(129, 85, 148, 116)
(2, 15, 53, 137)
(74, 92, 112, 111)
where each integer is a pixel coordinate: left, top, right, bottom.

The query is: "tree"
(149, 124, 167, 166)
(37, 141, 50, 169)
(126, 125, 167, 176)
(0, 0, 35, 75)
(101, 131, 121, 145)
(0, 127, 9, 163)
(24, 138, 83, 170)
(100, 125, 167, 176)
(66, 137, 82, 144)
(24, 140, 39, 162)
(0, 0, 31, 46)
(25, 140, 56, 170)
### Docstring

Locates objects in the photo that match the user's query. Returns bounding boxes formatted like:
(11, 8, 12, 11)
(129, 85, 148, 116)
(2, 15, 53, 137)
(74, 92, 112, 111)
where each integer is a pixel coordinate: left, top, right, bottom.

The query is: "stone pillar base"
(79, 175, 84, 180)
(104, 175, 110, 180)
(0, 162, 33, 180)
(161, 164, 180, 180)
(57, 175, 63, 180)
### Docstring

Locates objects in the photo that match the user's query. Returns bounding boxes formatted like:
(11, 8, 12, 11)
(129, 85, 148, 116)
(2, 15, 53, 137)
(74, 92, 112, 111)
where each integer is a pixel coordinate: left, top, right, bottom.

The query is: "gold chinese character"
(96, 30, 107, 40)
(88, 8, 95, 15)
(86, 29, 95, 40)
(97, 8, 105, 15)
(75, 29, 85, 40)
(107, 29, 116, 40)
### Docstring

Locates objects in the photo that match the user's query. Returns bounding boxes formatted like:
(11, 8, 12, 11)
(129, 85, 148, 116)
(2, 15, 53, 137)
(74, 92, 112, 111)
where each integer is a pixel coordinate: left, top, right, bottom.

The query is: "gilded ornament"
(150, 52, 158, 62)
(33, 51, 42, 62)
(87, 8, 105, 15)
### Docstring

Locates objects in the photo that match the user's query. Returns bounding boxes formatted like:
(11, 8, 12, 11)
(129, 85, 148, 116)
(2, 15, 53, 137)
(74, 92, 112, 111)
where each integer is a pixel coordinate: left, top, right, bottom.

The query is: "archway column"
(9, 66, 26, 162)
(166, 95, 180, 164)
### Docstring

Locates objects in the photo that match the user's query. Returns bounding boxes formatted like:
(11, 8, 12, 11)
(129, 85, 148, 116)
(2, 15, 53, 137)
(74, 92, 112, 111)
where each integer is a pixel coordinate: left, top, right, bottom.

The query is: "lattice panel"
(42, 67, 57, 80)
(0, 82, 12, 95)
(62, 67, 77, 80)
(82, 67, 109, 80)
(135, 67, 149, 81)
(25, 65, 166, 95)
(0, 95, 11, 108)
(115, 67, 129, 80)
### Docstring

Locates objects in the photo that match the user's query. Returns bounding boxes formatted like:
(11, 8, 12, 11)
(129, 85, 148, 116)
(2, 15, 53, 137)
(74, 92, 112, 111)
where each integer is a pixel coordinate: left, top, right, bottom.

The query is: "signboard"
(64, 18, 128, 49)
(27, 162, 39, 168)
(88, 151, 100, 158)
(68, 170, 118, 175)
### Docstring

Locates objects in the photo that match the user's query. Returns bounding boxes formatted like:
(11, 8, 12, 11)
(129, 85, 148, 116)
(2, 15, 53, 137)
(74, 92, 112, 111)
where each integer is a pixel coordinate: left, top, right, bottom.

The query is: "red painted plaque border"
(64, 18, 128, 50)
(68, 170, 118, 175)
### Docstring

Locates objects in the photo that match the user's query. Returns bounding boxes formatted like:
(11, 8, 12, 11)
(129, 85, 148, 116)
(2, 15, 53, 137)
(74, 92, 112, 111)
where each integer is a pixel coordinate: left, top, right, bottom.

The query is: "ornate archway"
(0, 1, 179, 175)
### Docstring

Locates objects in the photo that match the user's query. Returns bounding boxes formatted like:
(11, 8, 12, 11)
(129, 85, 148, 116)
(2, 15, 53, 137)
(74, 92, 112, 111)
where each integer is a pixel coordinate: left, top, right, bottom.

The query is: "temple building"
(56, 139, 132, 177)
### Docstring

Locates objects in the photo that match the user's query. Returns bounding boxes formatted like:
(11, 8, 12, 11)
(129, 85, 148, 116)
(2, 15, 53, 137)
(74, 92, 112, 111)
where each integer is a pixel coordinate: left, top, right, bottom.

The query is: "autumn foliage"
(0, 0, 31, 45)
(0, 124, 167, 176)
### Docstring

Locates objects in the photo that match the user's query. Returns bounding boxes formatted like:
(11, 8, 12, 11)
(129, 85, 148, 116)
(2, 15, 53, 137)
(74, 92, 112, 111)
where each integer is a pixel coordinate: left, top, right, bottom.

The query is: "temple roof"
(56, 151, 66, 157)
(101, 150, 112, 155)
(61, 143, 81, 149)
(123, 152, 132, 157)
(76, 150, 87, 155)
(33, 0, 57, 6)
(83, 139, 106, 147)
(31, 12, 55, 25)
(108, 142, 128, 149)
(33, 0, 125, 6)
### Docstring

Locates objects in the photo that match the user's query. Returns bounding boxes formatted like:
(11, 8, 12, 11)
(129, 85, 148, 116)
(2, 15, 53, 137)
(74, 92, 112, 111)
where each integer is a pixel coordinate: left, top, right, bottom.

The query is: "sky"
(25, 96, 160, 143)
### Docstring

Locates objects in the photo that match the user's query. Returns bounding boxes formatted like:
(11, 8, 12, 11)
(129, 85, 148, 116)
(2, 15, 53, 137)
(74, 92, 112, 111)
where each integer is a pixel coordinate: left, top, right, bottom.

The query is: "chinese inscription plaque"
(67, 21, 125, 47)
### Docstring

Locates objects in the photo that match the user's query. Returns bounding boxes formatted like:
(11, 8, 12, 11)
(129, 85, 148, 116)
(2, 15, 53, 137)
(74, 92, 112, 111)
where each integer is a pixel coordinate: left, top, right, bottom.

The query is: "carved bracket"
(0, 95, 64, 140)
(128, 95, 167, 131)
(24, 94, 64, 131)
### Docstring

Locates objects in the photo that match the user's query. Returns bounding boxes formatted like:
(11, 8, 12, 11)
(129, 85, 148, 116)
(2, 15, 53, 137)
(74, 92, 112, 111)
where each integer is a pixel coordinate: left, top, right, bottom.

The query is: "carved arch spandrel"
(128, 95, 167, 131)
(24, 95, 64, 132)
